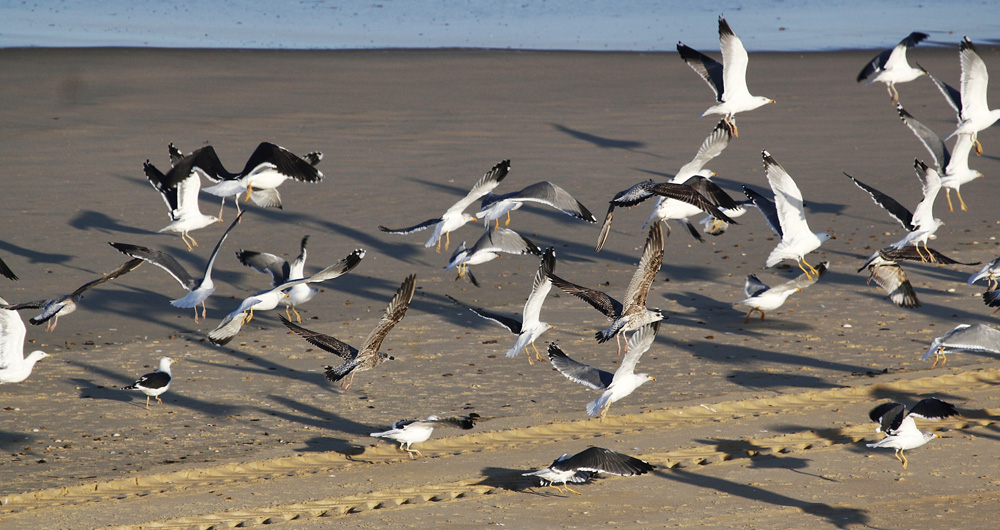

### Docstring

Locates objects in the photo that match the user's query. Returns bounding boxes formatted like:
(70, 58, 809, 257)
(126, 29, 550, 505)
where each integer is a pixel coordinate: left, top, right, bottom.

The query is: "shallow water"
(2, 0, 998, 51)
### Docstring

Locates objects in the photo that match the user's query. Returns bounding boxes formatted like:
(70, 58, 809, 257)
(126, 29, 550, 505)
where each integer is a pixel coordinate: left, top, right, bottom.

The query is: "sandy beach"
(1, 46, 1000, 529)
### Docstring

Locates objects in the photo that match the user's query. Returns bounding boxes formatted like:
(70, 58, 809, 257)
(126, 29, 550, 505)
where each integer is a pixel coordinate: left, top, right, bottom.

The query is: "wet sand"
(1, 46, 999, 528)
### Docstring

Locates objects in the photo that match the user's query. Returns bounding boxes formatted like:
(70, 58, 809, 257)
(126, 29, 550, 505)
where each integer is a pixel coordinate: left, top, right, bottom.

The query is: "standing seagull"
(144, 150, 221, 251)
(551, 224, 664, 354)
(236, 235, 318, 322)
(733, 262, 828, 323)
(207, 250, 366, 345)
(280, 274, 416, 390)
(547, 322, 659, 419)
(856, 32, 929, 103)
(946, 37, 1000, 156)
(676, 16, 775, 137)
(379, 160, 510, 252)
(2, 258, 143, 332)
(757, 151, 831, 279)
(370, 413, 480, 458)
(897, 103, 982, 212)
(446, 248, 556, 364)
(523, 447, 654, 495)
(867, 398, 958, 469)
(109, 211, 244, 322)
(198, 142, 324, 215)
(922, 323, 1000, 368)
(121, 356, 175, 409)
(0, 296, 48, 384)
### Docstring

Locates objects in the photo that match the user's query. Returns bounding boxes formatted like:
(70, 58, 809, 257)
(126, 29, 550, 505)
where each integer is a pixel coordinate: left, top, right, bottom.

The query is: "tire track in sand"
(5, 367, 999, 523)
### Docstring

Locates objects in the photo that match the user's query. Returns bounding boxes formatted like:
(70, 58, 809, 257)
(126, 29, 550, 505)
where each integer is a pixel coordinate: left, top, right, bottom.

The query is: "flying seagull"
(897, 103, 982, 212)
(2, 258, 143, 331)
(109, 211, 244, 322)
(144, 149, 221, 251)
(867, 398, 958, 469)
(477, 180, 596, 229)
(443, 227, 541, 286)
(969, 256, 1000, 290)
(236, 234, 319, 322)
(523, 447, 654, 495)
(676, 16, 775, 136)
(280, 274, 416, 390)
(859, 250, 921, 308)
(0, 296, 48, 384)
(447, 248, 556, 364)
(121, 356, 175, 409)
(945, 37, 1000, 156)
(170, 142, 322, 218)
(923, 323, 1000, 368)
(733, 262, 828, 323)
(758, 150, 831, 279)
(379, 160, 509, 252)
(0, 256, 17, 281)
(845, 161, 941, 262)
(207, 250, 366, 345)
(551, 224, 664, 354)
(197, 142, 324, 216)
(370, 413, 480, 458)
(547, 321, 659, 420)
(595, 178, 736, 252)
(857, 32, 929, 103)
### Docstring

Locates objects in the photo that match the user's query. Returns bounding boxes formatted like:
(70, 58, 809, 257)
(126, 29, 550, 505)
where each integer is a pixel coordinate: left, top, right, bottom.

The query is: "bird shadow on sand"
(0, 239, 74, 266)
(70, 377, 132, 402)
(69, 210, 152, 235)
(691, 437, 838, 481)
(0, 429, 29, 452)
(678, 339, 870, 374)
(654, 468, 869, 529)
(549, 123, 650, 153)
(472, 466, 536, 493)
(723, 370, 846, 391)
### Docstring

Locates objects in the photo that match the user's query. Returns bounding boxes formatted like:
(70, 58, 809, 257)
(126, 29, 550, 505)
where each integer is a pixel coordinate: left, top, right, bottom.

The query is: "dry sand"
(1, 46, 999, 529)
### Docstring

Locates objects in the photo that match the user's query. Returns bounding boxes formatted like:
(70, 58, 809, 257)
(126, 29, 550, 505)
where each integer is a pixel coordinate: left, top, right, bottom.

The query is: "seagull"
(0, 256, 17, 281)
(170, 143, 322, 218)
(758, 150, 831, 279)
(2, 258, 143, 332)
(370, 413, 480, 458)
(897, 103, 982, 212)
(522, 447, 654, 495)
(236, 234, 319, 322)
(860, 251, 921, 308)
(379, 160, 509, 252)
(856, 32, 929, 103)
(846, 167, 942, 262)
(594, 178, 737, 252)
(197, 142, 324, 216)
(547, 321, 658, 419)
(207, 250, 366, 345)
(733, 262, 828, 323)
(923, 323, 1000, 368)
(867, 398, 958, 469)
(447, 248, 556, 364)
(280, 274, 415, 390)
(699, 199, 752, 236)
(443, 227, 541, 286)
(969, 256, 1000, 290)
(109, 211, 244, 322)
(0, 296, 48, 384)
(945, 37, 1000, 156)
(676, 16, 775, 137)
(551, 224, 664, 354)
(477, 180, 596, 229)
(121, 356, 175, 409)
(144, 150, 222, 251)
(640, 120, 741, 240)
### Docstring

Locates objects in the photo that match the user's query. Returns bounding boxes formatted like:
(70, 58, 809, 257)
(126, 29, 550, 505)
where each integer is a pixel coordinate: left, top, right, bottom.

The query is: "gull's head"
(638, 373, 656, 384)
(816, 232, 833, 243)
(27, 351, 48, 363)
